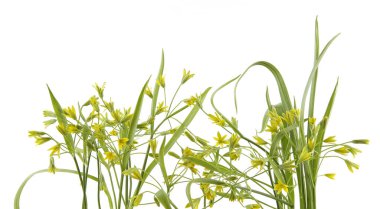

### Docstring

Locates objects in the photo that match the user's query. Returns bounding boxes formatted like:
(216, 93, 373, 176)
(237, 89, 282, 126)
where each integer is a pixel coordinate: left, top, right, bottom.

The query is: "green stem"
(73, 156, 88, 209)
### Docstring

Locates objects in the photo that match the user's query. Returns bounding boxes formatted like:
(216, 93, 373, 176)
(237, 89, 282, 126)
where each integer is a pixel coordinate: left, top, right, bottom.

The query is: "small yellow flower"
(215, 185, 224, 193)
(181, 69, 195, 84)
(35, 137, 51, 145)
(205, 189, 216, 201)
(157, 75, 166, 88)
(63, 105, 77, 120)
(323, 136, 336, 143)
(346, 145, 362, 157)
(149, 139, 157, 155)
(308, 117, 317, 125)
(274, 180, 288, 194)
(229, 134, 241, 148)
(48, 144, 61, 158)
(345, 160, 359, 173)
(133, 193, 143, 206)
(298, 147, 311, 163)
(67, 124, 81, 134)
(156, 102, 168, 115)
(308, 138, 315, 150)
(323, 173, 336, 180)
(144, 86, 153, 98)
(109, 129, 118, 136)
(351, 139, 370, 144)
(180, 161, 198, 174)
(334, 146, 349, 155)
(93, 82, 106, 98)
(251, 158, 266, 170)
(208, 113, 226, 127)
(183, 95, 198, 106)
(246, 204, 261, 209)
(213, 132, 228, 147)
(229, 149, 241, 161)
(48, 157, 57, 174)
(183, 147, 195, 157)
(56, 124, 67, 135)
(118, 138, 129, 150)
(105, 151, 117, 162)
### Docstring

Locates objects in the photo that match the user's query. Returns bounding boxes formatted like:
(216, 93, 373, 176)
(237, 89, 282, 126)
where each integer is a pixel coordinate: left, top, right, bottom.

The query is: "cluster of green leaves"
(178, 18, 369, 209)
(16, 19, 368, 209)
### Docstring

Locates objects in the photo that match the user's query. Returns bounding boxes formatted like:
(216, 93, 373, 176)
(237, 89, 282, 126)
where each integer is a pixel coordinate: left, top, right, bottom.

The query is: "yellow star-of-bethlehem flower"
(213, 132, 228, 147)
(118, 137, 129, 150)
(251, 158, 266, 170)
(105, 151, 117, 162)
(274, 180, 288, 194)
(48, 144, 61, 158)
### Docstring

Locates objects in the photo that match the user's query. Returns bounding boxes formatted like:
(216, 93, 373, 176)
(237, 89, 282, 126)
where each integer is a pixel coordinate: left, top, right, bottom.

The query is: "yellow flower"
(229, 134, 241, 148)
(251, 158, 266, 170)
(308, 138, 315, 150)
(351, 139, 370, 144)
(35, 136, 51, 145)
(208, 113, 226, 127)
(157, 75, 166, 88)
(323, 173, 336, 180)
(345, 160, 359, 173)
(133, 193, 143, 206)
(323, 136, 336, 143)
(246, 204, 261, 209)
(48, 144, 61, 158)
(63, 105, 77, 120)
(67, 124, 81, 134)
(109, 129, 118, 136)
(298, 147, 311, 163)
(144, 86, 153, 98)
(183, 147, 195, 157)
(105, 151, 117, 162)
(181, 69, 195, 84)
(180, 161, 198, 174)
(93, 82, 106, 98)
(118, 138, 129, 150)
(48, 157, 57, 174)
(274, 180, 288, 194)
(215, 185, 224, 193)
(183, 95, 198, 106)
(229, 149, 241, 161)
(266, 109, 282, 133)
(308, 117, 317, 125)
(205, 189, 216, 201)
(156, 102, 168, 115)
(149, 139, 157, 155)
(213, 132, 228, 147)
(334, 146, 349, 155)
(346, 145, 362, 157)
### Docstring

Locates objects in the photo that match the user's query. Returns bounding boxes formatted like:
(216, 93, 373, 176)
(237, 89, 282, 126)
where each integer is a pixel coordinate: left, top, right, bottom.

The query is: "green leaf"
(158, 137, 169, 187)
(121, 78, 150, 168)
(183, 156, 233, 175)
(47, 86, 75, 155)
(155, 189, 172, 209)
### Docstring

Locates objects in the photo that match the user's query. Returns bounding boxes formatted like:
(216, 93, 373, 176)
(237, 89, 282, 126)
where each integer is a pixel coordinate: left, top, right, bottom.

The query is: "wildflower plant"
(15, 19, 369, 209)
(181, 18, 369, 209)
(15, 51, 211, 209)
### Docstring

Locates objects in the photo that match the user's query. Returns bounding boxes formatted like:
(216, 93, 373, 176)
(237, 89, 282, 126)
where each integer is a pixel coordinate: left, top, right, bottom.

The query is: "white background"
(1, 0, 379, 208)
